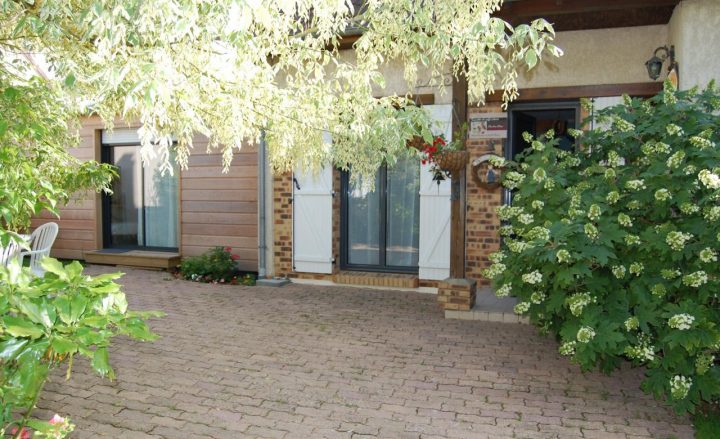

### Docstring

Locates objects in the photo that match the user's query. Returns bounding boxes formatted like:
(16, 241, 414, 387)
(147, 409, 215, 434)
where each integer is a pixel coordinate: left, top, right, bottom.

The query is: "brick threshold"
(334, 271, 419, 289)
(290, 277, 437, 294)
(445, 287, 529, 324)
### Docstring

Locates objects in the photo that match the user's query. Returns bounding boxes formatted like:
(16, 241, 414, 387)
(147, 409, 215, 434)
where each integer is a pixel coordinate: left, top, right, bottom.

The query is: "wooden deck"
(83, 250, 181, 269)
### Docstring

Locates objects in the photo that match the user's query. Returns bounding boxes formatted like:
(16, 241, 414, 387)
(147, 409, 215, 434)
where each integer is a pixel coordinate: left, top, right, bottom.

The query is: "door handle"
(293, 177, 301, 190)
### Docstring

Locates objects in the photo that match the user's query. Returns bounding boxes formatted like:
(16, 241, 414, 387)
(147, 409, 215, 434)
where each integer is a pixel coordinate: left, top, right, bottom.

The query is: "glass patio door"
(102, 139, 179, 251)
(342, 157, 421, 272)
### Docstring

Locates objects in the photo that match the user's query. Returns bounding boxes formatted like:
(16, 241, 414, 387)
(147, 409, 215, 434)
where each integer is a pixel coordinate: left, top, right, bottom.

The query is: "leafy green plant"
(1, 259, 161, 437)
(0, 67, 157, 438)
(179, 246, 254, 285)
(485, 82, 720, 413)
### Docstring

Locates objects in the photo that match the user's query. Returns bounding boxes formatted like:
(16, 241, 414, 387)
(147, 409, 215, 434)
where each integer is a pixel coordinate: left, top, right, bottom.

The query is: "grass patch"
(694, 404, 720, 439)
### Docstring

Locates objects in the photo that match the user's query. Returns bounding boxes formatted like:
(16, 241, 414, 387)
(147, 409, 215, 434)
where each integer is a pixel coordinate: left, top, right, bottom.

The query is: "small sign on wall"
(469, 112, 507, 139)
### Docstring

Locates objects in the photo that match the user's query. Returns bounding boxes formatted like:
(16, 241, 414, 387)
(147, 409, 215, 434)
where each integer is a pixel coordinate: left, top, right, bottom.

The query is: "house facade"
(33, 117, 260, 271)
(265, 0, 720, 309)
(36, 0, 719, 309)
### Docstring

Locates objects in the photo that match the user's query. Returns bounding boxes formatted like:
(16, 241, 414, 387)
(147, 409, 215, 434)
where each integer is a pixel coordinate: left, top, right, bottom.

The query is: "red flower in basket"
(224, 246, 232, 252)
(231, 254, 240, 260)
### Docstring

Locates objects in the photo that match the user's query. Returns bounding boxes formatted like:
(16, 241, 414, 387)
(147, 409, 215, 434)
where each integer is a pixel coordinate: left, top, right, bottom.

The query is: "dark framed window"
(340, 156, 420, 273)
(101, 141, 179, 251)
(504, 100, 580, 205)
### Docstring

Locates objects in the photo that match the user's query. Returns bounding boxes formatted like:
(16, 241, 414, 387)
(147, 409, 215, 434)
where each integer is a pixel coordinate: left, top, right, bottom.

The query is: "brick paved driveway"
(38, 266, 693, 439)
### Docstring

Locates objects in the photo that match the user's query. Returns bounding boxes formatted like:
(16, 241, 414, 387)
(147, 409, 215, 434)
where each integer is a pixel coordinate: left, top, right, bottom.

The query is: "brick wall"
(464, 104, 505, 287)
(273, 173, 293, 277)
(272, 169, 342, 280)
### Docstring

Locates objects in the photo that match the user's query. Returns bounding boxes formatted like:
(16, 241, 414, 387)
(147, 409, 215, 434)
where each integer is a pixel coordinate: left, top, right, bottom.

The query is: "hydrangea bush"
(485, 82, 720, 413)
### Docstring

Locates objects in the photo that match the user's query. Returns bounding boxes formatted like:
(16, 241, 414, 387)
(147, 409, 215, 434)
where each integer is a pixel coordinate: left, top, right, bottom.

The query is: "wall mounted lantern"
(646, 45, 678, 81)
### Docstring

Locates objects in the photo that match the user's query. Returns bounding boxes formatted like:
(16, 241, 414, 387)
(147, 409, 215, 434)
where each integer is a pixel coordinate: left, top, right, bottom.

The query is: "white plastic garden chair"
(19, 222, 59, 276)
(0, 240, 20, 267)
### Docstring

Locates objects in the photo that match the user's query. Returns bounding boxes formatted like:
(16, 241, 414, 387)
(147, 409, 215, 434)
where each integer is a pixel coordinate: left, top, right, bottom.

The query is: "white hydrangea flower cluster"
(625, 333, 656, 363)
(525, 226, 550, 242)
(629, 262, 644, 276)
(576, 326, 596, 343)
(567, 128, 583, 138)
(670, 375, 692, 400)
(483, 263, 506, 278)
(684, 164, 698, 176)
(612, 265, 626, 279)
(530, 291, 546, 304)
(514, 301, 530, 314)
(699, 247, 717, 263)
(559, 341, 576, 356)
(531, 140, 545, 152)
(624, 234, 641, 245)
(682, 271, 707, 288)
(668, 313, 695, 330)
(625, 179, 646, 191)
(651, 284, 667, 297)
(612, 117, 635, 132)
(499, 225, 514, 236)
(507, 240, 533, 253)
(606, 151, 623, 168)
(618, 213, 632, 227)
(703, 206, 720, 221)
(604, 168, 616, 180)
(666, 123, 684, 136)
(587, 204, 601, 221)
(504, 171, 526, 189)
(584, 223, 599, 240)
(518, 213, 534, 224)
(606, 191, 620, 205)
(627, 200, 642, 210)
(531, 200, 545, 210)
(666, 231, 693, 251)
(533, 167, 546, 182)
(497, 205, 523, 221)
(698, 169, 720, 189)
(495, 283, 512, 297)
(488, 156, 506, 167)
(624, 316, 639, 331)
(662, 270, 681, 280)
(690, 136, 715, 150)
(566, 292, 593, 316)
(522, 270, 542, 284)
(654, 189, 672, 201)
(666, 151, 685, 169)
(556, 249, 571, 263)
(488, 251, 506, 263)
(680, 202, 700, 215)
(696, 354, 715, 375)
(641, 141, 671, 155)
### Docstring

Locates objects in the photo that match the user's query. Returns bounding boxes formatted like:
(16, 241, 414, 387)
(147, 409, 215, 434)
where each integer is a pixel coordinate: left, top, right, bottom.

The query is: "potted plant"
(419, 123, 469, 174)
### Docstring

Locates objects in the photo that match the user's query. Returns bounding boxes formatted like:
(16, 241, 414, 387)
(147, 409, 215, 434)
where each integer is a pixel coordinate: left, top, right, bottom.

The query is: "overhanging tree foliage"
(1, 0, 561, 179)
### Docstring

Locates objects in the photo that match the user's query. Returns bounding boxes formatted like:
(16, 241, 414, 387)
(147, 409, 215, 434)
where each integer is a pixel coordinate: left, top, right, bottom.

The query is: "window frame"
(504, 100, 581, 206)
(100, 142, 180, 252)
(340, 164, 420, 274)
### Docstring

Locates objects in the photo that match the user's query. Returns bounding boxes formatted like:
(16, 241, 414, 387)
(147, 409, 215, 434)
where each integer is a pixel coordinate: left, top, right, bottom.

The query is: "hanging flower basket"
(406, 135, 425, 151)
(435, 149, 469, 173)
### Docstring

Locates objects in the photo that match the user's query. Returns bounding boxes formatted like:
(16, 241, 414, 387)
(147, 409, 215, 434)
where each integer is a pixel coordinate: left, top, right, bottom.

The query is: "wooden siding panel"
(180, 145, 258, 270)
(31, 116, 259, 269)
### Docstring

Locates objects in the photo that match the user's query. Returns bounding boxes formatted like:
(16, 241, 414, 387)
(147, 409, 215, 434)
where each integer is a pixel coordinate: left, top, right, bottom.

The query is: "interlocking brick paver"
(38, 266, 694, 438)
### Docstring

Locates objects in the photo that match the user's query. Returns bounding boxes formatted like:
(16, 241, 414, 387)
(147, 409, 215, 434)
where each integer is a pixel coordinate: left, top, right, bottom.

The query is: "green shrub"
(1, 259, 161, 437)
(179, 246, 254, 284)
(485, 82, 720, 413)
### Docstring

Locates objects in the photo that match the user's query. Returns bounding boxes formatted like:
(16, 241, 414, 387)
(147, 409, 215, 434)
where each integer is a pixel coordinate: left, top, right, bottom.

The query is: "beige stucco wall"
(669, 0, 720, 90)
(516, 25, 668, 89)
(337, 50, 453, 104)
